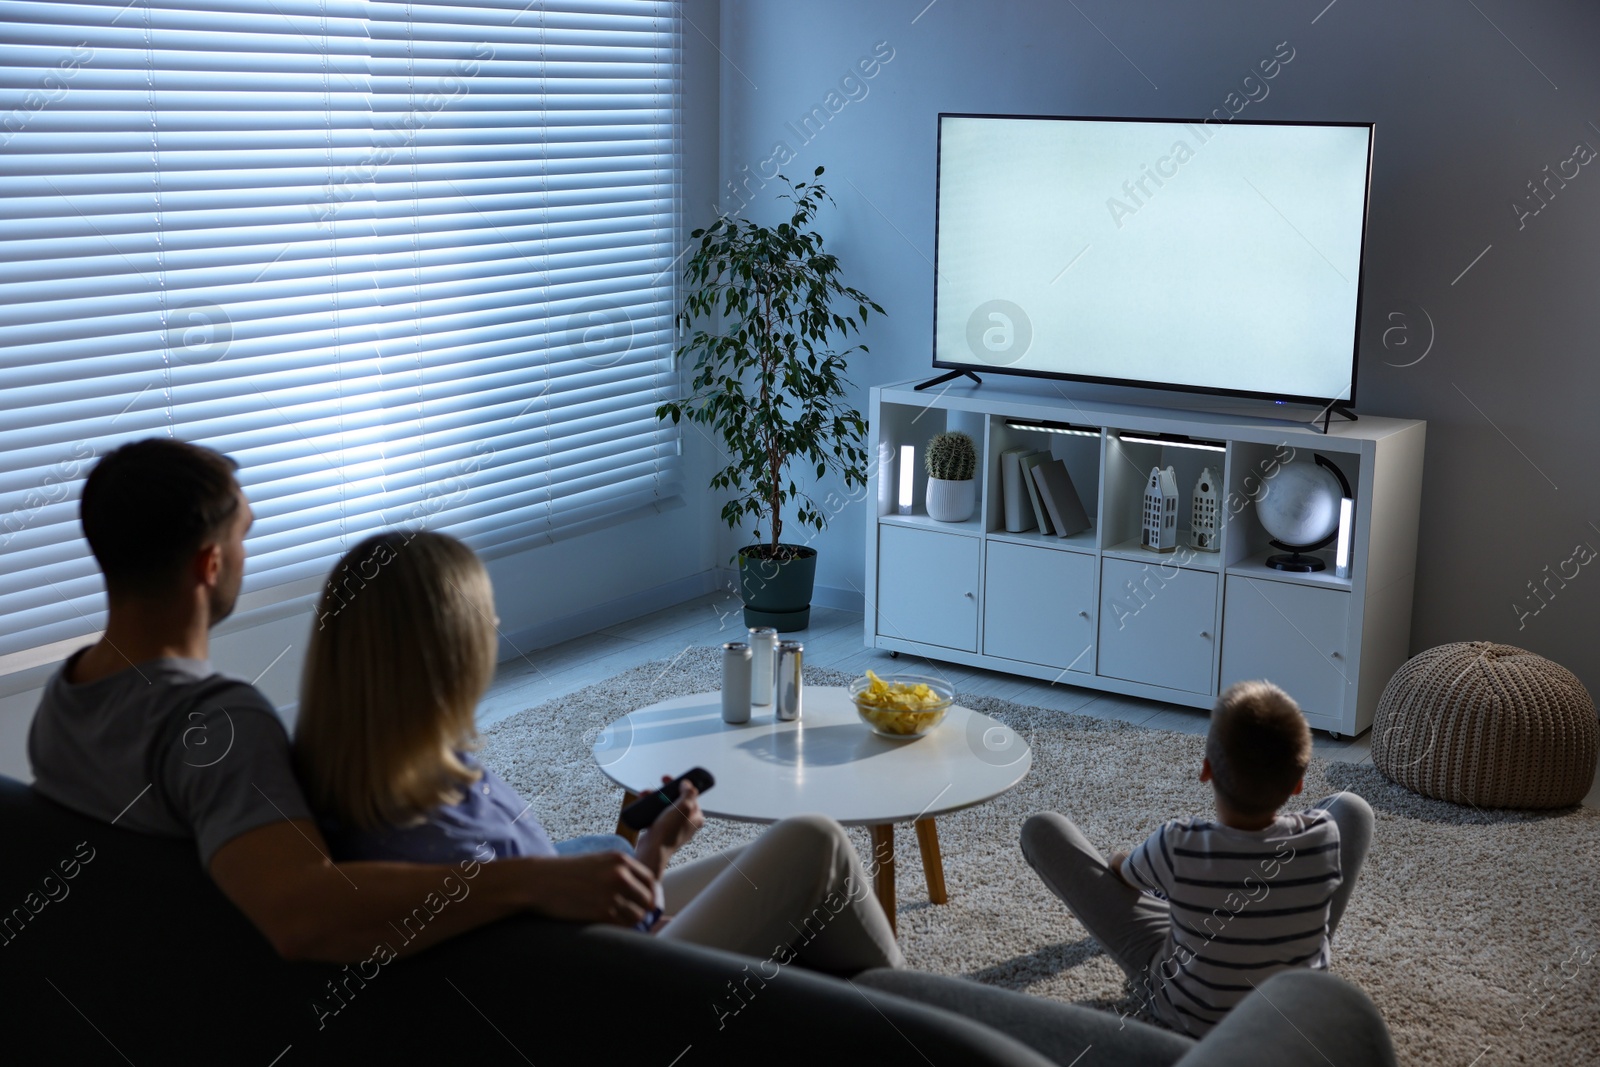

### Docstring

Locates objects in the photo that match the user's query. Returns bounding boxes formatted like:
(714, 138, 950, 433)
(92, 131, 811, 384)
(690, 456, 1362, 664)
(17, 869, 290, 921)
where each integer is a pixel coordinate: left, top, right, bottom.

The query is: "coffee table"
(592, 685, 1031, 932)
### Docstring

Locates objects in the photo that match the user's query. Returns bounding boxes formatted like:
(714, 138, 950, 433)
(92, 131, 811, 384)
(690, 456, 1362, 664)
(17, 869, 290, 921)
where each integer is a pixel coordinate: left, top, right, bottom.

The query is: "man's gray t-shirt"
(28, 650, 313, 867)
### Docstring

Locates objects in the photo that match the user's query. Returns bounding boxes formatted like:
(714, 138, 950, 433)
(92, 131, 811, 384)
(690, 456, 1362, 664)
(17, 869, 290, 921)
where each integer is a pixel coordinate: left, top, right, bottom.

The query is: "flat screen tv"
(933, 113, 1374, 409)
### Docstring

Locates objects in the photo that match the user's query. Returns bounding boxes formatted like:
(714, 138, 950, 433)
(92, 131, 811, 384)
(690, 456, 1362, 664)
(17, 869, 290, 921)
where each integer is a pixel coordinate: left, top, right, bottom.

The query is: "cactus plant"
(925, 431, 976, 482)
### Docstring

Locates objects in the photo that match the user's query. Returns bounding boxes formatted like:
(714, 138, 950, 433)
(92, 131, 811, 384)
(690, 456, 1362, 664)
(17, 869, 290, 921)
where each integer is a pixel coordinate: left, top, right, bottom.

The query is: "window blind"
(0, 0, 681, 664)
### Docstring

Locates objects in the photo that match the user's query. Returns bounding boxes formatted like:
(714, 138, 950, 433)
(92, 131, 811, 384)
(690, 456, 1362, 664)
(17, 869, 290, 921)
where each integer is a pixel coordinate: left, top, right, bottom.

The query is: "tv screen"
(933, 114, 1373, 405)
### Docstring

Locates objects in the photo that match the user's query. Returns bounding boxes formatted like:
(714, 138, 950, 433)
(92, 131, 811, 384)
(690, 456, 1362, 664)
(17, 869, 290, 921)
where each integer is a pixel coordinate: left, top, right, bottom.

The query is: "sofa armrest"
(855, 968, 1195, 1067)
(1174, 970, 1396, 1067)
(389, 920, 1065, 1067)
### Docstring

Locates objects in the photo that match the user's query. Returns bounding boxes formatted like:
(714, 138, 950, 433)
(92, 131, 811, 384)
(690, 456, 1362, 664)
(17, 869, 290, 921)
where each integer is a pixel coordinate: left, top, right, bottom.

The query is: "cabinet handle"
(1078, 610, 1089, 618)
(964, 591, 974, 599)
(1330, 650, 1343, 659)
(1199, 631, 1211, 639)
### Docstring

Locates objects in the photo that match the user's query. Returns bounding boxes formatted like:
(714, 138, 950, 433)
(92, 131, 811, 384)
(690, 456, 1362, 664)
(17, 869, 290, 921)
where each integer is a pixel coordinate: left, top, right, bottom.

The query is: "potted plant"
(658, 167, 884, 631)
(924, 431, 977, 522)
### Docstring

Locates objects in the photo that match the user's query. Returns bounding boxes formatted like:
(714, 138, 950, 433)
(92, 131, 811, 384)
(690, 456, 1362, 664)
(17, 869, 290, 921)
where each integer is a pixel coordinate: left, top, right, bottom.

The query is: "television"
(932, 114, 1374, 410)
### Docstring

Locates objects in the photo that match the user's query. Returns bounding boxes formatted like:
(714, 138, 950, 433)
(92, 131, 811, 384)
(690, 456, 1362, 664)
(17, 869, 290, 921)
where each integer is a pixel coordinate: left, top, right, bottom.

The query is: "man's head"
(1204, 680, 1312, 818)
(80, 439, 249, 621)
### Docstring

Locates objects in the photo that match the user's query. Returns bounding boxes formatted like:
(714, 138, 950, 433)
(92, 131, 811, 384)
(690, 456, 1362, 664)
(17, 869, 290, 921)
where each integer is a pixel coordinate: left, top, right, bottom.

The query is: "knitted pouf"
(1372, 642, 1598, 809)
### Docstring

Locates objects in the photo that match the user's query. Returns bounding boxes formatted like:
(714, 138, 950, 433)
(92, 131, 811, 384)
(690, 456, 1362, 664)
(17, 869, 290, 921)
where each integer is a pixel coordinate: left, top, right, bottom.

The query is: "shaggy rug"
(479, 647, 1600, 1065)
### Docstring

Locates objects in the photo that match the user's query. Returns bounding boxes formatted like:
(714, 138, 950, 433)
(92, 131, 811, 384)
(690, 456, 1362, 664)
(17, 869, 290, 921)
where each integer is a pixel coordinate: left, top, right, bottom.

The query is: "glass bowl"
(849, 673, 955, 739)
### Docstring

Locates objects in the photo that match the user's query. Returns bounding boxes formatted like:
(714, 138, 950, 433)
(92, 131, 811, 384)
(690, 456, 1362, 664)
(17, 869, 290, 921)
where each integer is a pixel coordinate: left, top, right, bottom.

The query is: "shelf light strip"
(1116, 432, 1226, 453)
(1335, 496, 1353, 578)
(897, 444, 914, 514)
(1004, 420, 1101, 438)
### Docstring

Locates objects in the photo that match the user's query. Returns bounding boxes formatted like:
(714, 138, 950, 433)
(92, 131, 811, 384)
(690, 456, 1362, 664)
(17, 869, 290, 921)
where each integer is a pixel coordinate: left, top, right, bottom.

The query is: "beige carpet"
(479, 648, 1600, 1065)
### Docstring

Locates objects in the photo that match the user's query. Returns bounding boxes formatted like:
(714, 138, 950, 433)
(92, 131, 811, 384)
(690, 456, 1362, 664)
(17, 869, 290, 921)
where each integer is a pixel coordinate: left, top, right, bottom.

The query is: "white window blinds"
(0, 0, 682, 664)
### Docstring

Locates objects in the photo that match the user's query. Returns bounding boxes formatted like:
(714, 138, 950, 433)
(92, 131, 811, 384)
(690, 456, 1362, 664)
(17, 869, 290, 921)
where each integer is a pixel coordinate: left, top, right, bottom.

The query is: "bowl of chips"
(850, 671, 954, 739)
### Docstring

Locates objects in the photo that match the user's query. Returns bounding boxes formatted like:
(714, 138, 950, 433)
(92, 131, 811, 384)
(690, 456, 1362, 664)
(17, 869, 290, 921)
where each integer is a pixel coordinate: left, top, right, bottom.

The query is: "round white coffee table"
(592, 686, 1031, 931)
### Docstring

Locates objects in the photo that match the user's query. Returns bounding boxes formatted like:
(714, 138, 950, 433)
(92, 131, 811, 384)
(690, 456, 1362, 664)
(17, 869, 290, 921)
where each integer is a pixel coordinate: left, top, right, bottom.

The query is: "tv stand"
(914, 368, 982, 391)
(864, 378, 1425, 738)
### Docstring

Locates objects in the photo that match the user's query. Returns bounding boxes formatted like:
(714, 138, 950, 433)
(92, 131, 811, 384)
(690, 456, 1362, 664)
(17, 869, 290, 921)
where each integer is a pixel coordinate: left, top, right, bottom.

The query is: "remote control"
(620, 767, 714, 831)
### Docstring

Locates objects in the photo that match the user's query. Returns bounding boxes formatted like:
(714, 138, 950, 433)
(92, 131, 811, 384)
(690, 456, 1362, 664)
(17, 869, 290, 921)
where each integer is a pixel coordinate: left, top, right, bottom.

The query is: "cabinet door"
(876, 525, 980, 652)
(984, 542, 1096, 672)
(1097, 558, 1218, 694)
(1221, 576, 1352, 721)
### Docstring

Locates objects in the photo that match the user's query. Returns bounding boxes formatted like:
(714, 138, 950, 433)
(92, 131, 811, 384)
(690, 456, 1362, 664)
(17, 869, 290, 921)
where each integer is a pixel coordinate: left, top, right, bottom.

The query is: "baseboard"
(498, 569, 724, 656)
(810, 582, 865, 613)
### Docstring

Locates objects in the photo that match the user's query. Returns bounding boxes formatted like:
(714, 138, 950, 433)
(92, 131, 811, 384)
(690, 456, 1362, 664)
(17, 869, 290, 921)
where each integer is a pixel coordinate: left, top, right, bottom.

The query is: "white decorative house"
(1141, 466, 1179, 552)
(1191, 466, 1220, 551)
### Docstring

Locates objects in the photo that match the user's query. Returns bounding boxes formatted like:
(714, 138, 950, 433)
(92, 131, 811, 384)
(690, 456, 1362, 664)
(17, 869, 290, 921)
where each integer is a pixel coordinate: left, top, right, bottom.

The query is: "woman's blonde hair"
(294, 530, 498, 831)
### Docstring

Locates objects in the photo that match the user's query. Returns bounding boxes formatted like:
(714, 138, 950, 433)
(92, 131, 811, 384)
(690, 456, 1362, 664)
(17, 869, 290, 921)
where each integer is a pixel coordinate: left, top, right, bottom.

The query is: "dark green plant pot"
(739, 545, 818, 632)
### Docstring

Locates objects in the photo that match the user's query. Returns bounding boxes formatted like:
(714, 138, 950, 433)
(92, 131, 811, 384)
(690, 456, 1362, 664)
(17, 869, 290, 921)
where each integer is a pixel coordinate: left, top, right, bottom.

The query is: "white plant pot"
(925, 477, 976, 522)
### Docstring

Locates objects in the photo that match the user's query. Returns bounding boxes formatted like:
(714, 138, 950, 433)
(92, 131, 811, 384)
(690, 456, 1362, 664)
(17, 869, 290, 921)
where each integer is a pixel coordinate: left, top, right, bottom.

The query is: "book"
(1018, 451, 1053, 535)
(999, 447, 1036, 533)
(1031, 458, 1090, 538)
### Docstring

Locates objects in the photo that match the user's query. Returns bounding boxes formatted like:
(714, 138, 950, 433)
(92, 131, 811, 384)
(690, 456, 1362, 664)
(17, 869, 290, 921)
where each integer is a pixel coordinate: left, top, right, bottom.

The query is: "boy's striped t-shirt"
(1123, 807, 1342, 1038)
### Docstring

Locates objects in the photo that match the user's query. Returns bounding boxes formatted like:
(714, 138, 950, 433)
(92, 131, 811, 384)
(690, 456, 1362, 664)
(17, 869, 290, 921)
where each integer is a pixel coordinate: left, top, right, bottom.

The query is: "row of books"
(999, 447, 1090, 537)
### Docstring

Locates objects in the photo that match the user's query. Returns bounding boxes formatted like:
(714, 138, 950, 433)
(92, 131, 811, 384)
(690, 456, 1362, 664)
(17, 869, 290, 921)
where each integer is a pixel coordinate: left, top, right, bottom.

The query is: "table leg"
(869, 823, 896, 935)
(614, 790, 640, 845)
(914, 818, 948, 905)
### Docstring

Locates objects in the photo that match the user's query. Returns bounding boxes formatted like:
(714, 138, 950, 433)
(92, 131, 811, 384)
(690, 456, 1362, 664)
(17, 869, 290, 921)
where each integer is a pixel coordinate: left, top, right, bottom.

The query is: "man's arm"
(209, 819, 658, 963)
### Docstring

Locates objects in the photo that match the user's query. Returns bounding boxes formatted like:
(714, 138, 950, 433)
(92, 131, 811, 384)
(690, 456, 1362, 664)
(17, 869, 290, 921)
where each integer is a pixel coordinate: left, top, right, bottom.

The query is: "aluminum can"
(775, 640, 804, 722)
(747, 626, 778, 705)
(721, 642, 752, 724)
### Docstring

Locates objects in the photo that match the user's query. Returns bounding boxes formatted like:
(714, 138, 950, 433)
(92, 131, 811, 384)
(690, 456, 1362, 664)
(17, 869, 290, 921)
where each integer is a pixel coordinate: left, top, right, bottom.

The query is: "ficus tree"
(658, 167, 884, 560)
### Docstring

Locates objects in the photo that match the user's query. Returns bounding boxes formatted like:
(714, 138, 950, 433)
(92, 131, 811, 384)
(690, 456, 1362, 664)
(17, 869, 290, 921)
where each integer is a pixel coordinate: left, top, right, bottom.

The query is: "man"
(28, 438, 667, 961)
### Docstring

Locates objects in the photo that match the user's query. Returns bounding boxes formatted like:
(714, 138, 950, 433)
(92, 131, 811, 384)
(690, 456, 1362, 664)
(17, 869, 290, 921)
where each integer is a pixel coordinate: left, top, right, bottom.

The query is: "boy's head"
(1204, 680, 1312, 817)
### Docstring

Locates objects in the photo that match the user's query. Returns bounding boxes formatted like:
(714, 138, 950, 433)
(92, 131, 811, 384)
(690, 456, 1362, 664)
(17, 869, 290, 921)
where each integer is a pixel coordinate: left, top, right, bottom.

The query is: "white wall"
(0, 0, 728, 782)
(716, 0, 1600, 697)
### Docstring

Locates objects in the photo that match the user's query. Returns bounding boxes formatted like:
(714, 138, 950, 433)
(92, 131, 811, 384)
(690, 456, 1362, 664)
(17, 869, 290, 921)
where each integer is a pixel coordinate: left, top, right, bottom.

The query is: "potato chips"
(857, 670, 943, 711)
(853, 671, 950, 736)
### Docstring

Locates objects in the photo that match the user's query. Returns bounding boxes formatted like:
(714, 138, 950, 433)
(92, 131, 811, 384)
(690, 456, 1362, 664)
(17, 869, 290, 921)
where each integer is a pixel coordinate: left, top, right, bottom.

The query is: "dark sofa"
(1, 775, 1394, 1066)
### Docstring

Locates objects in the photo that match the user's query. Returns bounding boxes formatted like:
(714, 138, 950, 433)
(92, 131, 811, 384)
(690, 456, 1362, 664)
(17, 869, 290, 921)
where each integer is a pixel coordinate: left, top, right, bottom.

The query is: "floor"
(480, 590, 1600, 808)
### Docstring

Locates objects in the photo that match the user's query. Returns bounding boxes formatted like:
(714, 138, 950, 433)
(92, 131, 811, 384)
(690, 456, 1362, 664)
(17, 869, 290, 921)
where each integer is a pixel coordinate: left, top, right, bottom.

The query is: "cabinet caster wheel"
(1327, 731, 1344, 741)
(889, 650, 900, 659)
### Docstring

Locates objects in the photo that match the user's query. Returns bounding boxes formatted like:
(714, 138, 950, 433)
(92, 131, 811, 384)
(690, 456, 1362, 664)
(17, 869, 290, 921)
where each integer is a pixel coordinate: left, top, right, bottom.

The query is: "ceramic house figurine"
(1142, 466, 1179, 552)
(1190, 466, 1220, 552)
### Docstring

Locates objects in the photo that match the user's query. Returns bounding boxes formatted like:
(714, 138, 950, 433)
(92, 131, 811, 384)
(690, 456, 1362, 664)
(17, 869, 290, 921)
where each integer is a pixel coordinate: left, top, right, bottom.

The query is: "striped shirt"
(1123, 808, 1342, 1037)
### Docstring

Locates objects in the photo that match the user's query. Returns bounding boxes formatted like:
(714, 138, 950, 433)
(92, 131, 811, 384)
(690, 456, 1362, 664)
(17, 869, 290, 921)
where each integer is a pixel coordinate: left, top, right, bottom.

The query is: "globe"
(1256, 458, 1344, 570)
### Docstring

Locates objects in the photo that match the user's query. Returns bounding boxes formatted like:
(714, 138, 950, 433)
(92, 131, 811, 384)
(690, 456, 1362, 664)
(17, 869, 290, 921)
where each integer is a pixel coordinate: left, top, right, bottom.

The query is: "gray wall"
(714, 0, 1600, 698)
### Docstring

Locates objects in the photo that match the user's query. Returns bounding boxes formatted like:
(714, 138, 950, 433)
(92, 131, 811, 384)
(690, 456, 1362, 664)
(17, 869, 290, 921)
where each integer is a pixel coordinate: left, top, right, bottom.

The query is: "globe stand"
(1266, 547, 1326, 573)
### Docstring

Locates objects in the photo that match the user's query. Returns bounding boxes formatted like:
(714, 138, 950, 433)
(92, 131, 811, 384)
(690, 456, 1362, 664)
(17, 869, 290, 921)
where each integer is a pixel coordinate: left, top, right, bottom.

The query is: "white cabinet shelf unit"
(864, 378, 1426, 738)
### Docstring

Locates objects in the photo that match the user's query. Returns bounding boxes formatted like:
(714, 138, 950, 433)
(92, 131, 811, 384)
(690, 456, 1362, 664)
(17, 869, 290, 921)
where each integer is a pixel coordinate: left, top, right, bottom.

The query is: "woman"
(293, 530, 903, 975)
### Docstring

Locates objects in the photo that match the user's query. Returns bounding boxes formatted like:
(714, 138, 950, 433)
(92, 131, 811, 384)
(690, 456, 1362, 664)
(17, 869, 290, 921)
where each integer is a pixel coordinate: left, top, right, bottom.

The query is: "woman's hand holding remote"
(635, 775, 705, 879)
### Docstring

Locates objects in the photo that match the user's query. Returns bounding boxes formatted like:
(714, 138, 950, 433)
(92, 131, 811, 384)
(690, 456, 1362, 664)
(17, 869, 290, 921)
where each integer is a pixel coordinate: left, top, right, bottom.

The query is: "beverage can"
(721, 642, 752, 724)
(747, 626, 778, 706)
(775, 641, 804, 722)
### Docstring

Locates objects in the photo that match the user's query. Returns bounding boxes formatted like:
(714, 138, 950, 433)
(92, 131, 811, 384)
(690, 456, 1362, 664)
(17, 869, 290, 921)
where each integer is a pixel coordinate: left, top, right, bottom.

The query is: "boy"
(1020, 680, 1373, 1037)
